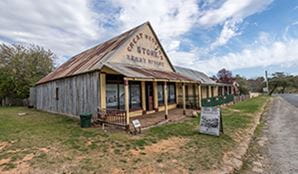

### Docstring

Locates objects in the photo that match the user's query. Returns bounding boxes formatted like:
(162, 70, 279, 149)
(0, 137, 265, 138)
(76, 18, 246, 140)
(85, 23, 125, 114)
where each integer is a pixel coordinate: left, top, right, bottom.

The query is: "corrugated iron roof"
(36, 23, 144, 85)
(175, 66, 217, 85)
(104, 63, 193, 82)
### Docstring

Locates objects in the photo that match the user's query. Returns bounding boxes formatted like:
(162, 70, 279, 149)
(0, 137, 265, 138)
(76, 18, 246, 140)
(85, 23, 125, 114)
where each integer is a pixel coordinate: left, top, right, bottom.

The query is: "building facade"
(30, 22, 234, 126)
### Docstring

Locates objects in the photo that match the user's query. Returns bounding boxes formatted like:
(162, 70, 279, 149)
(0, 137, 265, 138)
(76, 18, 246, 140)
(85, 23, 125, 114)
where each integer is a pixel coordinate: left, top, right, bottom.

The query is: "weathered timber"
(35, 72, 100, 118)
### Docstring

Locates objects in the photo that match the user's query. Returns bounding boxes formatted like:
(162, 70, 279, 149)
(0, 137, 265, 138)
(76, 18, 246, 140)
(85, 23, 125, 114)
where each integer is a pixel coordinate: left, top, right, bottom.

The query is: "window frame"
(157, 82, 164, 106)
(106, 75, 125, 110)
(55, 87, 59, 100)
(167, 83, 176, 104)
(129, 81, 142, 110)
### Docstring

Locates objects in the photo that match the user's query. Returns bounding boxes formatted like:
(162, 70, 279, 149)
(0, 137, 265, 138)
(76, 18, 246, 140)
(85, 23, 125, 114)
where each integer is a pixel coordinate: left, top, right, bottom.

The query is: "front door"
(145, 82, 154, 111)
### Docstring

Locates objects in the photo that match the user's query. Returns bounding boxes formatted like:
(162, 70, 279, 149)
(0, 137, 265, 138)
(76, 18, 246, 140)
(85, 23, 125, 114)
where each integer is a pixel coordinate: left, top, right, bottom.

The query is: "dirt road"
(266, 94, 298, 173)
(240, 94, 298, 174)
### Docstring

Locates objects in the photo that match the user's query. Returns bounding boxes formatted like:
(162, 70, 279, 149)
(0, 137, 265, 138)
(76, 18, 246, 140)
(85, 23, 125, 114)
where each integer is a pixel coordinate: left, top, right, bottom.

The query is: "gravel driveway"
(264, 94, 298, 173)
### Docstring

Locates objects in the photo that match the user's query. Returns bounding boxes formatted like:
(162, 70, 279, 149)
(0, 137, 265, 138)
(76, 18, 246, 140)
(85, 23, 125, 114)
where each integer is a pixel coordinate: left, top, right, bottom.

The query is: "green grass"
(0, 96, 269, 173)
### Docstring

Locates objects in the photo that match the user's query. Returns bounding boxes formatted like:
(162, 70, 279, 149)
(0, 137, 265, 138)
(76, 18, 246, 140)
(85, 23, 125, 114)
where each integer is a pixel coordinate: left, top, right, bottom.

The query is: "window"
(119, 84, 125, 109)
(168, 83, 176, 104)
(157, 83, 164, 105)
(106, 75, 125, 109)
(106, 84, 119, 109)
(106, 76, 141, 110)
(129, 82, 141, 109)
(55, 87, 59, 100)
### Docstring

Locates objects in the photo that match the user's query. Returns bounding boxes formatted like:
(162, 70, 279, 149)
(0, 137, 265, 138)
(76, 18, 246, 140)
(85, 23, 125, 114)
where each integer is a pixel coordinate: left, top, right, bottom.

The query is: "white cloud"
(210, 19, 241, 49)
(198, 0, 273, 27)
(109, 0, 201, 68)
(0, 0, 277, 73)
(197, 0, 272, 49)
(194, 37, 298, 74)
(0, 0, 201, 66)
(0, 0, 106, 64)
(283, 21, 298, 40)
(112, 0, 199, 40)
(168, 49, 198, 67)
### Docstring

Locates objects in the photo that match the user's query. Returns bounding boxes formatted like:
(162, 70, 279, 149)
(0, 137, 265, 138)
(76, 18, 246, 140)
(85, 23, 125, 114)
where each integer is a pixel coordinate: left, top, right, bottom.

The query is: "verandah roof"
(104, 63, 194, 82)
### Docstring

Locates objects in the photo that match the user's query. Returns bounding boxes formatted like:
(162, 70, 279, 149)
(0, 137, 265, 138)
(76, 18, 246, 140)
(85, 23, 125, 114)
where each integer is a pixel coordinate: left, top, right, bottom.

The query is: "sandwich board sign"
(132, 119, 141, 128)
(199, 107, 223, 136)
(132, 119, 141, 134)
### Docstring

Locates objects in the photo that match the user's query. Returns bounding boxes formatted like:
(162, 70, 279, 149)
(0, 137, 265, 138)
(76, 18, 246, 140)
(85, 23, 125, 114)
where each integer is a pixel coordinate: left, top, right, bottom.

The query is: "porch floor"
(130, 108, 199, 129)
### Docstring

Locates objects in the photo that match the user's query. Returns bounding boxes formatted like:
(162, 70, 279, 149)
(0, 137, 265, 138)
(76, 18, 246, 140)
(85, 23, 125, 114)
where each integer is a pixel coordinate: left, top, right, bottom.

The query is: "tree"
(247, 77, 265, 92)
(217, 68, 233, 84)
(235, 75, 250, 95)
(268, 72, 294, 95)
(0, 44, 55, 100)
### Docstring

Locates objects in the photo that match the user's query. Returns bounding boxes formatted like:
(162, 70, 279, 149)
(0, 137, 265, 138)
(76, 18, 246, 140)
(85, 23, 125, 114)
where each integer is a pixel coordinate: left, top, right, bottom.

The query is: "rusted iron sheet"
(104, 63, 193, 81)
(36, 25, 141, 85)
(128, 66, 193, 81)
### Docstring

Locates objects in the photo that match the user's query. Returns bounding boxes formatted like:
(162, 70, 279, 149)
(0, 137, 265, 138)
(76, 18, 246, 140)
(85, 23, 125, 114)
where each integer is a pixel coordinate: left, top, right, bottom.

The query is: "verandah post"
(124, 79, 130, 127)
(198, 84, 202, 108)
(222, 86, 225, 96)
(164, 81, 168, 119)
(99, 73, 106, 110)
(182, 83, 186, 115)
(208, 86, 212, 98)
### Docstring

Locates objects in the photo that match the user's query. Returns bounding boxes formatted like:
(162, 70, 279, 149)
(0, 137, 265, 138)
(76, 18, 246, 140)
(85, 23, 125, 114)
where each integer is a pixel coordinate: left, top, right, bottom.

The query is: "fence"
(233, 95, 250, 103)
(96, 108, 129, 130)
(201, 94, 250, 107)
(0, 97, 28, 106)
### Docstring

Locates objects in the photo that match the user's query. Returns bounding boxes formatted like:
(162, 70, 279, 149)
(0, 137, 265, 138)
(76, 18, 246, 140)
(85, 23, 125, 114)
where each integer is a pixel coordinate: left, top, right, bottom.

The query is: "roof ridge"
(69, 21, 147, 60)
(36, 22, 148, 85)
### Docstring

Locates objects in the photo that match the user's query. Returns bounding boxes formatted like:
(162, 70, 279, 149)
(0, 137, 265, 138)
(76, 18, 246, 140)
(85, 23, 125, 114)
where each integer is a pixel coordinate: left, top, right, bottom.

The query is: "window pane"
(130, 83, 141, 109)
(158, 84, 164, 105)
(168, 83, 176, 103)
(106, 84, 118, 109)
(119, 84, 124, 109)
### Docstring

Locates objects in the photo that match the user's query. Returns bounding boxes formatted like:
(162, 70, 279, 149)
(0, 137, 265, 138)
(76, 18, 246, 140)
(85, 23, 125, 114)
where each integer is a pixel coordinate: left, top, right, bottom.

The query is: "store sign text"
(126, 32, 164, 60)
(126, 55, 164, 67)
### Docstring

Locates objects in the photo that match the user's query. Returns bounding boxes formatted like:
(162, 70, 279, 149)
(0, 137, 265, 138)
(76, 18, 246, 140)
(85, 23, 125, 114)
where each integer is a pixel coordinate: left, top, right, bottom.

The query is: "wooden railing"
(97, 108, 128, 129)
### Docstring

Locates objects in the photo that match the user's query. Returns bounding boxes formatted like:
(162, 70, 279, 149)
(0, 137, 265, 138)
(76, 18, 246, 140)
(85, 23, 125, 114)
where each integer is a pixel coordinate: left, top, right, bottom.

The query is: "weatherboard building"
(30, 22, 234, 127)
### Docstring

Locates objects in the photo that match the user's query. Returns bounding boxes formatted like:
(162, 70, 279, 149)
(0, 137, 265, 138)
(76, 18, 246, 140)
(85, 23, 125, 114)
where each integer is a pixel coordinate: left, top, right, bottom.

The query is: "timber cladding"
(35, 72, 100, 117)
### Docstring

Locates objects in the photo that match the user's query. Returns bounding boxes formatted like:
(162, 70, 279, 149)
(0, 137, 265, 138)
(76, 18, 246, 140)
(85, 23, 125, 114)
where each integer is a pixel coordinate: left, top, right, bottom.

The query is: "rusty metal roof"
(36, 23, 144, 85)
(104, 63, 193, 82)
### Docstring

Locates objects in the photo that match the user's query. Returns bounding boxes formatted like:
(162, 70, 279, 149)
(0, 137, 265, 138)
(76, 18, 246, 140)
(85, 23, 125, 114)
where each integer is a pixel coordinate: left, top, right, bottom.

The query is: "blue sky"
(0, 0, 298, 78)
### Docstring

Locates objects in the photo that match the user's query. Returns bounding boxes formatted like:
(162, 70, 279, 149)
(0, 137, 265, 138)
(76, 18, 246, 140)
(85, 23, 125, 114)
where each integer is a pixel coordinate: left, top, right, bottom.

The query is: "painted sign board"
(132, 119, 141, 135)
(199, 107, 223, 136)
(132, 119, 141, 128)
(109, 24, 174, 71)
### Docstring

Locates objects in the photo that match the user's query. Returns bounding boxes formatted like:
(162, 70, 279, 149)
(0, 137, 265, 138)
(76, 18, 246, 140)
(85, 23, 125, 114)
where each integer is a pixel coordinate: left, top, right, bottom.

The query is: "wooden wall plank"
(35, 72, 100, 117)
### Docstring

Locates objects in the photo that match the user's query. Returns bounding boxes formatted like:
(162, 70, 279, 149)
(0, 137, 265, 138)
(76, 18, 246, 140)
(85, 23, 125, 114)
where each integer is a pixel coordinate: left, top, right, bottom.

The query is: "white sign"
(132, 119, 141, 128)
(199, 107, 223, 136)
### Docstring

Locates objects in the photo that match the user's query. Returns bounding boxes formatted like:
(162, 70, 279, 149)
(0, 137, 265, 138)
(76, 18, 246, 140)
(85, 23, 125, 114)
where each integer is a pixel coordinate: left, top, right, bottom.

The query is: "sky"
(0, 0, 298, 78)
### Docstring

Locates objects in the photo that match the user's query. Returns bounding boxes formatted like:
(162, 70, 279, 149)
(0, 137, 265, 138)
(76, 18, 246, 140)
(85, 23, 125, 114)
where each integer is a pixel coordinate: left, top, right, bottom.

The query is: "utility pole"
(265, 70, 269, 95)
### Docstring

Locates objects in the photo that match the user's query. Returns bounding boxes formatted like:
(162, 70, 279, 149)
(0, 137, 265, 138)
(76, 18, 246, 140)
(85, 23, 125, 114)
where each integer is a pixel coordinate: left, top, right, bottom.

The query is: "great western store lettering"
(126, 32, 164, 61)
(126, 55, 164, 66)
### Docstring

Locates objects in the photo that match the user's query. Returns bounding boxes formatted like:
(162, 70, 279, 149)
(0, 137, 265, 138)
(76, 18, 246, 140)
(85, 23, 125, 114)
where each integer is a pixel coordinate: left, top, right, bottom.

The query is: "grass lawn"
(0, 96, 269, 174)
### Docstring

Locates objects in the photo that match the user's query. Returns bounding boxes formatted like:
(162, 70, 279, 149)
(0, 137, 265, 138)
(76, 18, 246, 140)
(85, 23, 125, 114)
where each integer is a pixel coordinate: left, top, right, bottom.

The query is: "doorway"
(145, 82, 154, 111)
